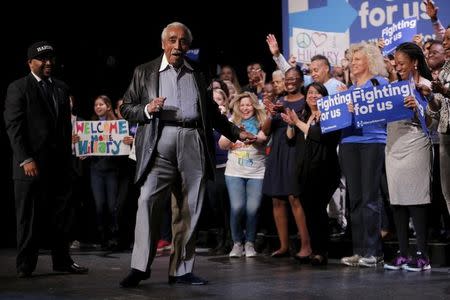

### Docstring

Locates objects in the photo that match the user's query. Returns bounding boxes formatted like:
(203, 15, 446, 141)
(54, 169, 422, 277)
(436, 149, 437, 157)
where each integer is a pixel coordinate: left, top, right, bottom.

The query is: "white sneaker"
(341, 254, 361, 266)
(358, 255, 384, 267)
(229, 242, 244, 258)
(70, 240, 81, 249)
(245, 242, 257, 257)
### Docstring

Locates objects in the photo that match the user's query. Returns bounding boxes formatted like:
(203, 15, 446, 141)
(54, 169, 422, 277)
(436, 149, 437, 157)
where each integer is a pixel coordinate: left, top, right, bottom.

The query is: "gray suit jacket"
(120, 55, 241, 184)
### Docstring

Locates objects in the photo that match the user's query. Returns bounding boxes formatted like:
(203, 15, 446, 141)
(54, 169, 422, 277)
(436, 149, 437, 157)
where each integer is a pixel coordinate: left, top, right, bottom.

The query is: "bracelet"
(288, 124, 295, 130)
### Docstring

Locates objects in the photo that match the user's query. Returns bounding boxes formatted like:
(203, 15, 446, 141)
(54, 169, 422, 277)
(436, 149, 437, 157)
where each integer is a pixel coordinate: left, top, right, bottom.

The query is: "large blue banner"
(348, 0, 449, 44)
(283, 0, 450, 65)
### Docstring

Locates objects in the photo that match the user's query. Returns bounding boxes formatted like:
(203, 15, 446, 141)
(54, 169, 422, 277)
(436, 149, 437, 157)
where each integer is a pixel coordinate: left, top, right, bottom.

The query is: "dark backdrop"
(0, 1, 282, 247)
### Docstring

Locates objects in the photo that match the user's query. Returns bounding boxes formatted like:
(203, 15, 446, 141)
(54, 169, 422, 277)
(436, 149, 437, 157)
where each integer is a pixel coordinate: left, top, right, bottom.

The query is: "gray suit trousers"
(131, 126, 205, 276)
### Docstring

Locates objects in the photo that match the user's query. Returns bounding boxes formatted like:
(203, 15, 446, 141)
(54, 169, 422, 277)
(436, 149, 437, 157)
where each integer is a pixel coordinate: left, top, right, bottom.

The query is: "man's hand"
(123, 135, 134, 145)
(238, 129, 257, 144)
(147, 97, 166, 113)
(424, 0, 438, 22)
(23, 161, 38, 177)
(266, 34, 280, 57)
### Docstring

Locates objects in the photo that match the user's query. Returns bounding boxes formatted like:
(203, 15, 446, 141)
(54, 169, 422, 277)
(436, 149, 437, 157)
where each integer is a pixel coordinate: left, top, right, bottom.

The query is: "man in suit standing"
(4, 41, 88, 278)
(119, 22, 256, 287)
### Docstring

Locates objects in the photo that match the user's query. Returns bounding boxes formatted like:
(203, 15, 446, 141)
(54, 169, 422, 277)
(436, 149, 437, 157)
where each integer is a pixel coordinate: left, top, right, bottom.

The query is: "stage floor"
(0, 248, 449, 299)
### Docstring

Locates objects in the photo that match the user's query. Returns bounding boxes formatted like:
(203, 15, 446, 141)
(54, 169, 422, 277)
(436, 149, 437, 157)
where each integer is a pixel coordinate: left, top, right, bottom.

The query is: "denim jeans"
(225, 176, 263, 243)
(90, 167, 119, 235)
(339, 143, 385, 257)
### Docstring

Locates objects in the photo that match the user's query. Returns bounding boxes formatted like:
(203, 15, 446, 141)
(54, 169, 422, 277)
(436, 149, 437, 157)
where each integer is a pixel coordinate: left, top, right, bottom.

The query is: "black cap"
(27, 41, 55, 60)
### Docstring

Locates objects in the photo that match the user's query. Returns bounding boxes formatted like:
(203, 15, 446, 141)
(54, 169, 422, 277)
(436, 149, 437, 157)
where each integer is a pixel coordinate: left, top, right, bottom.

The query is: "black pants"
(391, 204, 429, 255)
(14, 168, 73, 273)
(302, 183, 336, 255)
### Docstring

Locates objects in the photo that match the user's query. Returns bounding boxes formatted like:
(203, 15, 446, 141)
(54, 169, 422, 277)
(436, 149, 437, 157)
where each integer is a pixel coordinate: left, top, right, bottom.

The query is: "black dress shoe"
(17, 271, 32, 278)
(53, 262, 89, 274)
(294, 254, 312, 264)
(168, 273, 208, 285)
(120, 269, 151, 288)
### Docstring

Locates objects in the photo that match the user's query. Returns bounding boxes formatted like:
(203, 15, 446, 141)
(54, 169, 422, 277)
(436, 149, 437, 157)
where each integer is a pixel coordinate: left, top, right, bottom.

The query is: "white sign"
(291, 27, 349, 66)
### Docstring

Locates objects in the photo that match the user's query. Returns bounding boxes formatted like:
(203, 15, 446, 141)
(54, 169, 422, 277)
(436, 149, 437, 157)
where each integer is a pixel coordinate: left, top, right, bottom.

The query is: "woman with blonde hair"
(219, 92, 267, 257)
(339, 42, 389, 268)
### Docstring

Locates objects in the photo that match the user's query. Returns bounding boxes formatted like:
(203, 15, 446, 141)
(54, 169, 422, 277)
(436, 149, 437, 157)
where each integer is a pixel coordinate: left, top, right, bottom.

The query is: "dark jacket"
(4, 73, 72, 180)
(120, 55, 241, 184)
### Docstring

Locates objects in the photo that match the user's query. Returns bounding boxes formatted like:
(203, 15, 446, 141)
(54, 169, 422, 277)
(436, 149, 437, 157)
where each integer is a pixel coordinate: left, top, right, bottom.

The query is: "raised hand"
(424, 0, 439, 21)
(266, 34, 280, 56)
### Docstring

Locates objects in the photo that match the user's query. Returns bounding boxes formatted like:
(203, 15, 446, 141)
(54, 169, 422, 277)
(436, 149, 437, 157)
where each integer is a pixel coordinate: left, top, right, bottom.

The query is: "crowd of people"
(3, 0, 450, 288)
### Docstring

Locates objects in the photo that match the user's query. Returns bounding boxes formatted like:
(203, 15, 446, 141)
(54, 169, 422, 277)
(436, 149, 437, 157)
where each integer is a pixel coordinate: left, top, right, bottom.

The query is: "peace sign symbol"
(296, 33, 311, 48)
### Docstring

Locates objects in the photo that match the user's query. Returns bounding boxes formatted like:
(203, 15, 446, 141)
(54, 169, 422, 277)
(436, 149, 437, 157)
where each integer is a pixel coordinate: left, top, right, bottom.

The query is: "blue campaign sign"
(283, 0, 450, 62)
(413, 89, 429, 134)
(353, 81, 414, 128)
(382, 17, 417, 56)
(317, 93, 353, 133)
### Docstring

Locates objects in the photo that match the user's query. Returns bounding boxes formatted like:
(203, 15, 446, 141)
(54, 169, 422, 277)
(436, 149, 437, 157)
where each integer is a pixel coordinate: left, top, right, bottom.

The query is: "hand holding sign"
(413, 34, 423, 47)
(404, 95, 417, 110)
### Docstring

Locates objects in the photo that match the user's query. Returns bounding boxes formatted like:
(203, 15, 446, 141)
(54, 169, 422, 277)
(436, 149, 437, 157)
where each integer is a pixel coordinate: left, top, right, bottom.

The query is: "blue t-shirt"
(341, 76, 387, 144)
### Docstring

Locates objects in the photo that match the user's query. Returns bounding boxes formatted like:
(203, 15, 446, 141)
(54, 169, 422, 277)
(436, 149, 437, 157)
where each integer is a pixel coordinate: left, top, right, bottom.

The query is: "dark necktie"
(40, 79, 57, 115)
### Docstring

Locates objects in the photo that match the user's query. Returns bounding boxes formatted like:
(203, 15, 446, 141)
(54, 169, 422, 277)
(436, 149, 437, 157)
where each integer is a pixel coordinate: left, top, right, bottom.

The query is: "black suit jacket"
(4, 73, 72, 180)
(120, 55, 241, 184)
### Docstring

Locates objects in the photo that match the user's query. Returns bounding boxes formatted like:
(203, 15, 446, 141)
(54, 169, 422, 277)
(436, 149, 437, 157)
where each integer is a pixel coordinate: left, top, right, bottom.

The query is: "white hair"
(348, 42, 388, 77)
(161, 22, 193, 45)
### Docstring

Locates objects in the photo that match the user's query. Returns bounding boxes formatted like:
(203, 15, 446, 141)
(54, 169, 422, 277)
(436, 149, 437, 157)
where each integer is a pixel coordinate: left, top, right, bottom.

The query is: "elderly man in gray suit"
(119, 22, 256, 288)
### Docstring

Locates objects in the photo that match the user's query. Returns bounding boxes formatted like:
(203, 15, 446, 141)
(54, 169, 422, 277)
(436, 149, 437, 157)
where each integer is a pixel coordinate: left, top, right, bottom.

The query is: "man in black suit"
(4, 41, 88, 278)
(119, 22, 256, 287)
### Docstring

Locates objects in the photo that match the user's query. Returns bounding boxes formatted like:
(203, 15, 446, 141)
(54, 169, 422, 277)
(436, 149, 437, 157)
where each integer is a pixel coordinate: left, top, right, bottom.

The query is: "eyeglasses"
(284, 77, 300, 83)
